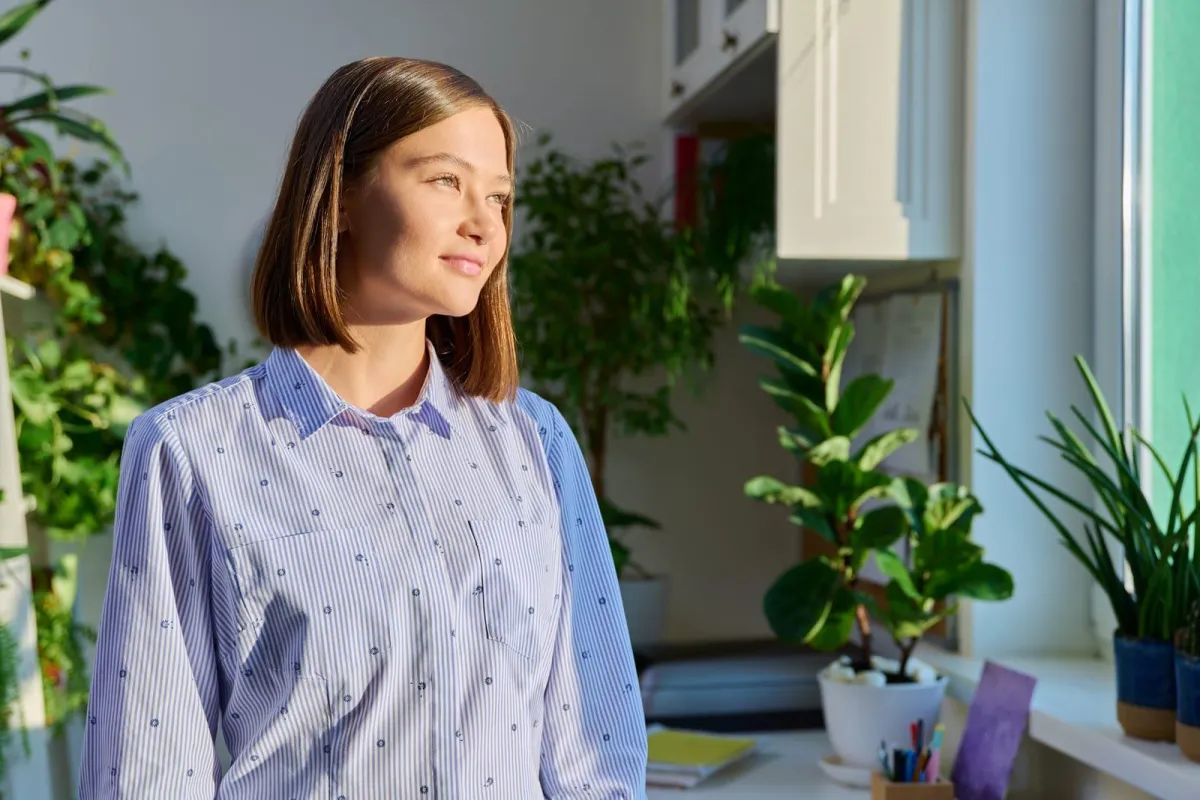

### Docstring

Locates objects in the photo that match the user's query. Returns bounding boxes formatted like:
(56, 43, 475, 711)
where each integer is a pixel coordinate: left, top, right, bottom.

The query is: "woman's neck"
(295, 321, 430, 417)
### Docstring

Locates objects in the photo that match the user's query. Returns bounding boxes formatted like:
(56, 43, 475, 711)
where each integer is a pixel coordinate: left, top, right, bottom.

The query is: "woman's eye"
(489, 193, 511, 206)
(434, 174, 458, 189)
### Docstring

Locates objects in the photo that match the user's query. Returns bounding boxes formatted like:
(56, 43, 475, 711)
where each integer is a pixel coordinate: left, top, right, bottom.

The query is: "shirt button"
(421, 788, 429, 794)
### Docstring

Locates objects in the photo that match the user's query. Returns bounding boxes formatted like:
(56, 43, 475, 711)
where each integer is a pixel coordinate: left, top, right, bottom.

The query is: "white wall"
(957, 0, 1100, 660)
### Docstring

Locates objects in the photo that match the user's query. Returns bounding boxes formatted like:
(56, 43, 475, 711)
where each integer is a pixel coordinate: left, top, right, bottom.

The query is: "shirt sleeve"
(78, 412, 222, 799)
(539, 406, 648, 799)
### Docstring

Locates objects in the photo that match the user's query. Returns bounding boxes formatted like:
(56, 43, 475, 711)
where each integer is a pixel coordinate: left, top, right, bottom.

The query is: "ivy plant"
(0, 0, 227, 746)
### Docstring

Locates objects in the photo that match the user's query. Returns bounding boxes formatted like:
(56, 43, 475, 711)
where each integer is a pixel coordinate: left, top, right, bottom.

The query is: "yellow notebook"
(647, 728, 757, 770)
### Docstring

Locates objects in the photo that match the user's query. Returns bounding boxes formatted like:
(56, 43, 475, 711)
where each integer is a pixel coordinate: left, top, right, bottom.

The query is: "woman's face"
(338, 106, 511, 325)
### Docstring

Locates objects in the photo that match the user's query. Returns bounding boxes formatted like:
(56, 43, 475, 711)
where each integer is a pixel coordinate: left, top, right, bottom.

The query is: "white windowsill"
(917, 644, 1200, 800)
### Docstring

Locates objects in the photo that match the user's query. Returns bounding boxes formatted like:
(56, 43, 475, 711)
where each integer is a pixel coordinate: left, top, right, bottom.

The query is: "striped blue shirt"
(78, 343, 648, 799)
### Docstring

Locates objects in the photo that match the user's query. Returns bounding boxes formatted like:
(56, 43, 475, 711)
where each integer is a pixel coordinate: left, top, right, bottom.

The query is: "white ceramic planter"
(618, 575, 669, 647)
(818, 671, 948, 769)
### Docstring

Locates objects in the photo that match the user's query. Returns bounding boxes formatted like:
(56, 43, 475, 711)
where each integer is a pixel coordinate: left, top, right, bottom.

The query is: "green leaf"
(19, 112, 122, 161)
(35, 338, 60, 370)
(0, 1, 48, 49)
(763, 558, 842, 642)
(808, 436, 850, 466)
(855, 428, 920, 471)
(806, 586, 858, 650)
(4, 84, 109, 114)
(875, 549, 920, 600)
(824, 321, 854, 412)
(922, 483, 981, 533)
(777, 426, 814, 452)
(760, 378, 830, 437)
(789, 507, 836, 544)
(935, 561, 1014, 602)
(739, 325, 817, 379)
(745, 475, 821, 508)
(881, 581, 941, 640)
(831, 375, 894, 438)
(853, 505, 907, 549)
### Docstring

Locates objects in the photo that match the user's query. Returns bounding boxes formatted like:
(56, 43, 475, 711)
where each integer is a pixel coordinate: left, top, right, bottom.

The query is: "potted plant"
(740, 274, 1014, 769)
(968, 357, 1200, 742)
(509, 132, 772, 646)
(1177, 600, 1200, 760)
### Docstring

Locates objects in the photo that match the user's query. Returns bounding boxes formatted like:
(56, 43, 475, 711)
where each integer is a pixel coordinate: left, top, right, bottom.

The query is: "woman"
(79, 57, 648, 799)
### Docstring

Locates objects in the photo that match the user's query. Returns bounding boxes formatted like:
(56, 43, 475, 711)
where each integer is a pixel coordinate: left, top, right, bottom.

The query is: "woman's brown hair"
(250, 57, 519, 402)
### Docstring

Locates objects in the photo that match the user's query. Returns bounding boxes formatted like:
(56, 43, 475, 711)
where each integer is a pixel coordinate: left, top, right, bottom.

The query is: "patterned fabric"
(78, 342, 647, 799)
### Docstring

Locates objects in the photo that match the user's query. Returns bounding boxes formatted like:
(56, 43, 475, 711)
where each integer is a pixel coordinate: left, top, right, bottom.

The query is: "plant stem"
(898, 637, 918, 678)
(854, 602, 873, 666)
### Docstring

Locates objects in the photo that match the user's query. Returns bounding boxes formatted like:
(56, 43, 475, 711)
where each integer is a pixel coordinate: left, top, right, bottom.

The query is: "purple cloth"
(950, 661, 1038, 800)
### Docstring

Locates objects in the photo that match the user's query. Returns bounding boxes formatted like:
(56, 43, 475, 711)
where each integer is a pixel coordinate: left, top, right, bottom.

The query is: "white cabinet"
(663, 0, 780, 123)
(775, 0, 964, 261)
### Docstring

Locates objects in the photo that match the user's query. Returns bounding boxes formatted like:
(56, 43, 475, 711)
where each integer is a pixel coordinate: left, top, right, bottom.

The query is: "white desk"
(647, 730, 868, 798)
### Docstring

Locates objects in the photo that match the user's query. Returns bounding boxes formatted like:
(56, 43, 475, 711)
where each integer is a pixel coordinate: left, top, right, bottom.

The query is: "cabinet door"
(776, 0, 962, 261)
(664, 0, 714, 117)
(718, 0, 780, 61)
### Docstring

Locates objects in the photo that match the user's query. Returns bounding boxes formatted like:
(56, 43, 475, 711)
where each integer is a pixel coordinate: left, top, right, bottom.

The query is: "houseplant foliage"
(968, 356, 1200, 741)
(0, 0, 225, 748)
(741, 274, 1014, 678)
(509, 131, 774, 577)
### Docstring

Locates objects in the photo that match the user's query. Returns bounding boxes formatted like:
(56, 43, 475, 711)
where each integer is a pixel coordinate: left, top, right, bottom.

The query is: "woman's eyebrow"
(403, 152, 512, 185)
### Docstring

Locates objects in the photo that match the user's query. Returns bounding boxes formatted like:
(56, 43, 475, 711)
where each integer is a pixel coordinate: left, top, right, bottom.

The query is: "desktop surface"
(646, 730, 868, 798)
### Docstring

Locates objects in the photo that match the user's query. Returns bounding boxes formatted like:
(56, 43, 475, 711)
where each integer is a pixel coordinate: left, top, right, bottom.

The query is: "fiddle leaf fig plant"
(742, 275, 1013, 678)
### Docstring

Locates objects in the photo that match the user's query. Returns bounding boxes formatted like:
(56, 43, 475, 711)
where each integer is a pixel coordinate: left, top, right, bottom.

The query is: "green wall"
(1148, 0, 1200, 510)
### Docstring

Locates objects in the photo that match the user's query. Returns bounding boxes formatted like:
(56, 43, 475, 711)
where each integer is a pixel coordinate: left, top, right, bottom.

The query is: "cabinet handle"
(721, 29, 739, 51)
(670, 81, 685, 98)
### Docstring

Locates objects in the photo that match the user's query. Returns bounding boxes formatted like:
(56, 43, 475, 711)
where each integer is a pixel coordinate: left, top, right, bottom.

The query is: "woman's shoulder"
(127, 361, 267, 447)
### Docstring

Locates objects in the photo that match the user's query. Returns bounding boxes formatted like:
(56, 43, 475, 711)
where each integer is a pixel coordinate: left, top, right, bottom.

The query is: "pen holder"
(870, 771, 955, 800)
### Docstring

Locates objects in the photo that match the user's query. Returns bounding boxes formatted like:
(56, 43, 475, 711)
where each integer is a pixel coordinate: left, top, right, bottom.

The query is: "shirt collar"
(263, 340, 465, 440)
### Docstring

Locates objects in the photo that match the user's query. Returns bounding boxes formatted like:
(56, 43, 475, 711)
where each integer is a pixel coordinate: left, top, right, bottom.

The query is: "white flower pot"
(618, 575, 669, 647)
(818, 670, 948, 769)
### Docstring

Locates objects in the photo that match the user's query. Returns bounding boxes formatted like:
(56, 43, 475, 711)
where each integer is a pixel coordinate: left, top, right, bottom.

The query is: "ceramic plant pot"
(819, 670, 948, 769)
(1114, 633, 1176, 742)
(1176, 651, 1200, 761)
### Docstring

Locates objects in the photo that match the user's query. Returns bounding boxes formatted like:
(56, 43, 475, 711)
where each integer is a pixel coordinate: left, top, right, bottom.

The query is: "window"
(1093, 0, 1200, 659)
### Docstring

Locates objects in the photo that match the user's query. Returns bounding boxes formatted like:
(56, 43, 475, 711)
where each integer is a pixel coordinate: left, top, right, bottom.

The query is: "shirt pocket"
(225, 525, 394, 678)
(468, 518, 562, 661)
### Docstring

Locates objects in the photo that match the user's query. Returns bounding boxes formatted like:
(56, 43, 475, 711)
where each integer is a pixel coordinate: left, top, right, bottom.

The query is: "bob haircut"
(250, 57, 519, 403)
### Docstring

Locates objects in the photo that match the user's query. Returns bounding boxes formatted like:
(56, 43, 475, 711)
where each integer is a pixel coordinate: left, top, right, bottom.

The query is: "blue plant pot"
(1177, 652, 1200, 761)
(1113, 633, 1176, 742)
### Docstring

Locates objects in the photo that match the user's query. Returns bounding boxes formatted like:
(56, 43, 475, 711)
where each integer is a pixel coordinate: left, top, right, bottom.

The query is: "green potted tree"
(740, 275, 1013, 770)
(968, 357, 1200, 742)
(509, 132, 772, 646)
